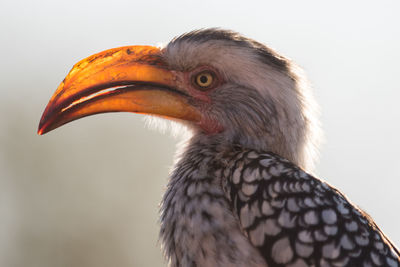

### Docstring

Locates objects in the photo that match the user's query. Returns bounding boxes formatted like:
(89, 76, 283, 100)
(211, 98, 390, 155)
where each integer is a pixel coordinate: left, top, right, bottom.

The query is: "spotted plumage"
(160, 139, 399, 267)
(223, 148, 400, 267)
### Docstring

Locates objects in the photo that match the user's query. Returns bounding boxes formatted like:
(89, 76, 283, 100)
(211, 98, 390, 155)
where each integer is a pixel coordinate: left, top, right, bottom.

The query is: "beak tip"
(37, 123, 45, 135)
(38, 113, 46, 135)
(38, 115, 50, 135)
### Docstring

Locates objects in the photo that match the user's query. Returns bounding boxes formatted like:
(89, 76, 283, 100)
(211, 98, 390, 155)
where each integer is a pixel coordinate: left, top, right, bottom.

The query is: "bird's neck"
(159, 138, 266, 267)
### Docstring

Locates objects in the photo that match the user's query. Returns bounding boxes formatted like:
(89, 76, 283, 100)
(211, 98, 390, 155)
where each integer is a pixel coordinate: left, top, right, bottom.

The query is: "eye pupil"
(199, 75, 208, 84)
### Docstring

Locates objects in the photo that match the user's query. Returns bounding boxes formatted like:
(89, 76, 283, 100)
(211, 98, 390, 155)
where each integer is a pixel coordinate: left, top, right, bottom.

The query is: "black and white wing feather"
(222, 150, 400, 267)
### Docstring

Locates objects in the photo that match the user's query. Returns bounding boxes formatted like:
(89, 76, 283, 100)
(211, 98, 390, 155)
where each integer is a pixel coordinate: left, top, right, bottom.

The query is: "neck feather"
(159, 138, 266, 267)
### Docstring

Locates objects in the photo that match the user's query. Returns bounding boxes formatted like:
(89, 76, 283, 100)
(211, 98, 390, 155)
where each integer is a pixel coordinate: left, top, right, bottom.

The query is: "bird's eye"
(194, 71, 214, 89)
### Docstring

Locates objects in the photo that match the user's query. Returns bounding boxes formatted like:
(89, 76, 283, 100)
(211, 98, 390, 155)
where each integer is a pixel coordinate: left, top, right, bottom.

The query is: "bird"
(38, 28, 399, 267)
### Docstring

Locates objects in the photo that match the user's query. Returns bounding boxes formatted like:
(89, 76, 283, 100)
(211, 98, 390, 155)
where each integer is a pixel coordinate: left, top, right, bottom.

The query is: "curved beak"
(38, 46, 200, 135)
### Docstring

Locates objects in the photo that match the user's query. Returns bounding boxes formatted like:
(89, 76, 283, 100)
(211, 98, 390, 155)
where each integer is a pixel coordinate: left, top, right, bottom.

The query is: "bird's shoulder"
(220, 149, 400, 267)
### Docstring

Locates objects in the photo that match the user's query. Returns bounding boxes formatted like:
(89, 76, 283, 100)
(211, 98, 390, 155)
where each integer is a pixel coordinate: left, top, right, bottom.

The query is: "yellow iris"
(195, 72, 213, 88)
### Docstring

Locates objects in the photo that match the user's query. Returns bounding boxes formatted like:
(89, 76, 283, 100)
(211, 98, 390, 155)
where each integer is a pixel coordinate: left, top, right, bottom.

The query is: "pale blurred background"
(1, 0, 399, 266)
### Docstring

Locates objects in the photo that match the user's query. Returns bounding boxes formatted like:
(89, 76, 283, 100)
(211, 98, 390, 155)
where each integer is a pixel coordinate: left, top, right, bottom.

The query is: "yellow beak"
(38, 45, 201, 135)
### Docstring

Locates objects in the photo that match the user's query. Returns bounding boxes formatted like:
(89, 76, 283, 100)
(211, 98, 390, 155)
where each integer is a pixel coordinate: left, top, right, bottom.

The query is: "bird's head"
(38, 29, 320, 171)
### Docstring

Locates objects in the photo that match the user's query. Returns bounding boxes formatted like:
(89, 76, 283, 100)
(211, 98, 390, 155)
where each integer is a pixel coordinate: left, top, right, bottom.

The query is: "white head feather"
(160, 29, 321, 172)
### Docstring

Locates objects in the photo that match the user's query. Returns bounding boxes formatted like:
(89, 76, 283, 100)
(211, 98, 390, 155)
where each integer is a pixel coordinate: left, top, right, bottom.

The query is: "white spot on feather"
(370, 251, 382, 266)
(232, 168, 241, 184)
(355, 235, 369, 246)
(345, 221, 358, 232)
(374, 241, 384, 251)
(272, 237, 294, 264)
(243, 168, 259, 182)
(322, 241, 340, 259)
(324, 225, 338, 236)
(287, 197, 300, 212)
(269, 165, 280, 176)
(295, 241, 313, 257)
(260, 158, 273, 167)
(304, 210, 319, 225)
(278, 209, 296, 228)
(250, 222, 266, 246)
(261, 169, 272, 180)
(288, 259, 308, 267)
(262, 201, 274, 216)
(386, 257, 399, 267)
(240, 204, 253, 228)
(340, 234, 355, 250)
(242, 183, 258, 196)
(265, 219, 281, 235)
(298, 230, 313, 243)
(304, 197, 316, 208)
(322, 208, 337, 224)
(247, 151, 259, 159)
(337, 203, 349, 215)
(314, 229, 328, 242)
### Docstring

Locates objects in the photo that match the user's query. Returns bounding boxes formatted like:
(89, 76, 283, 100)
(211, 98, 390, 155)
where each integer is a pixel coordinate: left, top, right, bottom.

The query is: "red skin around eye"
(173, 66, 225, 134)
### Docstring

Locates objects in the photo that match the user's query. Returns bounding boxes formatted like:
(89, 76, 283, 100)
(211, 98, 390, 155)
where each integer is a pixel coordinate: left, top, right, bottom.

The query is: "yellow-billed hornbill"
(38, 29, 399, 267)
